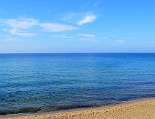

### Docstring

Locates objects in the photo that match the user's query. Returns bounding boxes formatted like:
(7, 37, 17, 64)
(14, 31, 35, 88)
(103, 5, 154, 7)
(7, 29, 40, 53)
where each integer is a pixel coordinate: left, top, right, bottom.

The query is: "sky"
(0, 0, 154, 53)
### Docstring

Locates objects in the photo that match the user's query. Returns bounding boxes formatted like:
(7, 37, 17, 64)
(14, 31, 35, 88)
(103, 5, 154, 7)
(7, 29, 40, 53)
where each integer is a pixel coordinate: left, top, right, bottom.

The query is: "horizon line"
(0, 52, 155, 54)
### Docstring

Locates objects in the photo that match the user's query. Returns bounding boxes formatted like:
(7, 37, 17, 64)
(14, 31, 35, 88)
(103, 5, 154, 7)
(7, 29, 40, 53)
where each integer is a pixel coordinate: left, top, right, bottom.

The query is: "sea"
(0, 53, 155, 114)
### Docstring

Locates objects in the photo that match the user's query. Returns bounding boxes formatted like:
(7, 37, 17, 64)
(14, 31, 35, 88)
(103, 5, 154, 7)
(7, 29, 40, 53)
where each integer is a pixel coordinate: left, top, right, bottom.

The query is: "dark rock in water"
(0, 107, 41, 115)
(17, 107, 41, 113)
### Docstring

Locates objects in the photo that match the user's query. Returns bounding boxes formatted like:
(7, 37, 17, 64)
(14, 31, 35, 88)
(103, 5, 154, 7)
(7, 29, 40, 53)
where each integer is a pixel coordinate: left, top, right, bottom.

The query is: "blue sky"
(0, 0, 154, 53)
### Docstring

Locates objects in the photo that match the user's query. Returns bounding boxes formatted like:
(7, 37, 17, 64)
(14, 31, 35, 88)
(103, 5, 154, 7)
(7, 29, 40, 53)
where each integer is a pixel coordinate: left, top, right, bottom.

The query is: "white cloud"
(40, 23, 77, 32)
(1, 18, 78, 36)
(79, 33, 95, 38)
(8, 29, 36, 37)
(4, 18, 38, 29)
(1, 15, 96, 38)
(78, 33, 96, 41)
(2, 18, 37, 37)
(77, 14, 96, 26)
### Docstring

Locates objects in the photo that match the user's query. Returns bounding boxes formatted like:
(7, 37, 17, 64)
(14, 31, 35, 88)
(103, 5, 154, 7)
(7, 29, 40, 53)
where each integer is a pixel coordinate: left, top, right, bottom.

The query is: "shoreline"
(1, 97, 155, 119)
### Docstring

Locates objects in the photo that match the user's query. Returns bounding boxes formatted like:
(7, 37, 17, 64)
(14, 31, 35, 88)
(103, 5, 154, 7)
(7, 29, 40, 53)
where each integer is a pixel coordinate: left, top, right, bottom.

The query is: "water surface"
(0, 53, 155, 114)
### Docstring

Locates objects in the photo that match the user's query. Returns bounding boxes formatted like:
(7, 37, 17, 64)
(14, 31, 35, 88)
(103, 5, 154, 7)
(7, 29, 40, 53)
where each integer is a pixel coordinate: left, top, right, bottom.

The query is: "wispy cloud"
(77, 14, 96, 26)
(4, 18, 37, 29)
(40, 23, 77, 32)
(78, 33, 96, 41)
(79, 33, 95, 38)
(7, 29, 36, 37)
(1, 17, 77, 37)
(63, 12, 97, 26)
(1, 14, 96, 38)
(1, 18, 38, 37)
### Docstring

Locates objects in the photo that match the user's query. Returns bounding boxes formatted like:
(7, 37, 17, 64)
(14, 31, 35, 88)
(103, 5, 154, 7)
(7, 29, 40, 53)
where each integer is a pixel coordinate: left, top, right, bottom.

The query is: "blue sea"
(0, 53, 155, 115)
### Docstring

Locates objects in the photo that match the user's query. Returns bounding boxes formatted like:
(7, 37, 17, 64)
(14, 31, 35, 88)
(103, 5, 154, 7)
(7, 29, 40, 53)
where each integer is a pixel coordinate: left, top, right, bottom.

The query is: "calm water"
(0, 53, 155, 114)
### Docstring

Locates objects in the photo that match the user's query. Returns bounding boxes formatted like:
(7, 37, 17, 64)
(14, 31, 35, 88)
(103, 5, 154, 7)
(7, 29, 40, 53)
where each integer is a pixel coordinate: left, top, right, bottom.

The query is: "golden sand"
(1, 98, 155, 119)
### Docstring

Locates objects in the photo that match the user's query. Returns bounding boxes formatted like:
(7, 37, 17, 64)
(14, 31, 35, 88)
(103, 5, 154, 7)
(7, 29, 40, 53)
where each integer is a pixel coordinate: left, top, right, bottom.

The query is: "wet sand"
(1, 98, 155, 119)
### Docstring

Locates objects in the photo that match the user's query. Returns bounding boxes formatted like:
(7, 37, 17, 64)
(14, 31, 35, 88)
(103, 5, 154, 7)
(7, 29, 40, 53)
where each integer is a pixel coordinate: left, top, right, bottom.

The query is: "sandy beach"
(1, 98, 155, 119)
